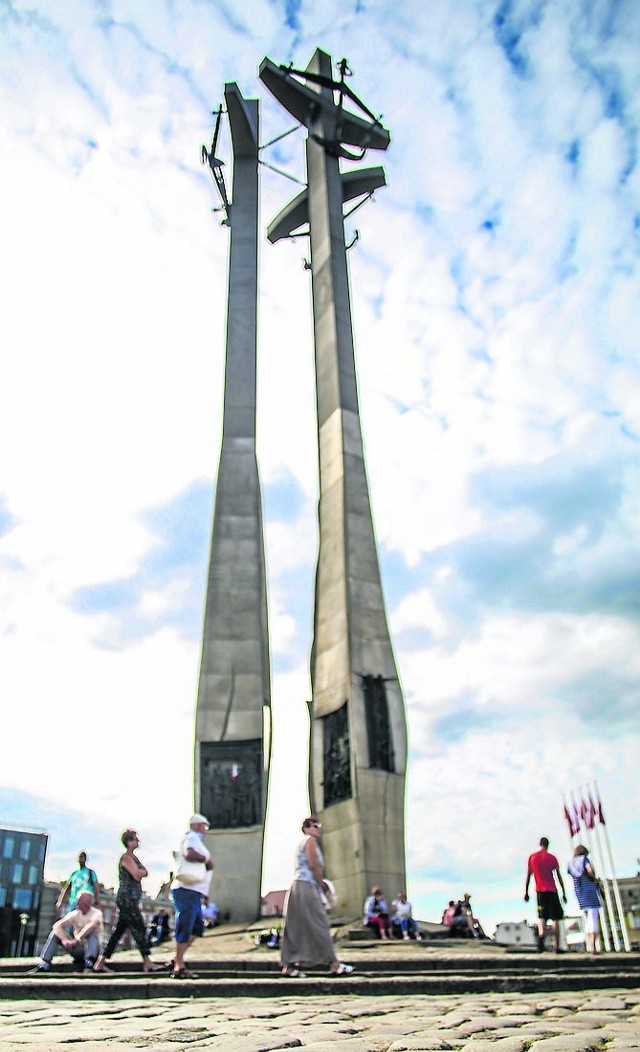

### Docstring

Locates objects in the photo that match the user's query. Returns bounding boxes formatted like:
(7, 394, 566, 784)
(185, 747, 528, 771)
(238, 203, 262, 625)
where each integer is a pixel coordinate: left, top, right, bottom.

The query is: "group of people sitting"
(363, 888, 423, 940)
(441, 892, 486, 938)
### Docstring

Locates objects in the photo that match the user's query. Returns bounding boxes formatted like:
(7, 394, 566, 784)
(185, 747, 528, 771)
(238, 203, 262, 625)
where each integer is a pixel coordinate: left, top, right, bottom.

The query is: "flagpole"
(575, 788, 613, 953)
(589, 801, 620, 952)
(593, 781, 631, 953)
(586, 835, 613, 953)
(567, 790, 612, 951)
(584, 800, 616, 951)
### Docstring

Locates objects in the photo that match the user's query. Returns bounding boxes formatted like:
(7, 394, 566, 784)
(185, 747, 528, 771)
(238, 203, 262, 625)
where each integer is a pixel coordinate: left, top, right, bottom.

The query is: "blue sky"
(1, 0, 638, 936)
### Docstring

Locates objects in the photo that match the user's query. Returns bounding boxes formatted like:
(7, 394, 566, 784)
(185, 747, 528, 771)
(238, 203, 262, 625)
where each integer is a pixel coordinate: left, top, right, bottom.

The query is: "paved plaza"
(1, 986, 640, 1051)
(2, 930, 639, 1050)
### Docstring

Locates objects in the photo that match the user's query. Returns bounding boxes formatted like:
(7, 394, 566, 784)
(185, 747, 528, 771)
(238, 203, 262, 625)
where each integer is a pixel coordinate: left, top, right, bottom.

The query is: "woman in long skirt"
(280, 816, 354, 978)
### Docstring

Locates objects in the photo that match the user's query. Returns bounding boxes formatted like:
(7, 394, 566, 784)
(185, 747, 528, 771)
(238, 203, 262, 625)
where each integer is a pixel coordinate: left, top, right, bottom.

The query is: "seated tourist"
(202, 897, 220, 929)
(29, 891, 103, 974)
(391, 890, 422, 940)
(363, 887, 391, 940)
(451, 894, 475, 937)
(441, 900, 457, 929)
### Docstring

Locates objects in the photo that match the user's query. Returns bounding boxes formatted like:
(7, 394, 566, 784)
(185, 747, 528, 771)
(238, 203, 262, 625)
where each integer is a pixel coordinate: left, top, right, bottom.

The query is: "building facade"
(0, 825, 48, 957)
(618, 873, 640, 940)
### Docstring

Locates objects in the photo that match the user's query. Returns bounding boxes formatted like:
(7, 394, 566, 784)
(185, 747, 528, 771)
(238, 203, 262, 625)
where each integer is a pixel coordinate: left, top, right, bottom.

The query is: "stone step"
(2, 967, 640, 1000)
(4, 952, 639, 977)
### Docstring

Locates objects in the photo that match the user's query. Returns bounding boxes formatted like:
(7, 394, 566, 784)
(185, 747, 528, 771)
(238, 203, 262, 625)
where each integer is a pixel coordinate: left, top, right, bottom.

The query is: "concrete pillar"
(194, 84, 271, 922)
(260, 51, 407, 920)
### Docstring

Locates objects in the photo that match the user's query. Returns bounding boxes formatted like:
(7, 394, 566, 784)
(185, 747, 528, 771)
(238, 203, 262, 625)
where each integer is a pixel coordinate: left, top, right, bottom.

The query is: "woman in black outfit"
(93, 830, 164, 973)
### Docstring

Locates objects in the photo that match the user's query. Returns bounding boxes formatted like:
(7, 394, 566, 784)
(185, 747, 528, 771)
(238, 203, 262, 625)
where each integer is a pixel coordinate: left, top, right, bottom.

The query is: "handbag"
(320, 879, 338, 910)
(173, 851, 207, 886)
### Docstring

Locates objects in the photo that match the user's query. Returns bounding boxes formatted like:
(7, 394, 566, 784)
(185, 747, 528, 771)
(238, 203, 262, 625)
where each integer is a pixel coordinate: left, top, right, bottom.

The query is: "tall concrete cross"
(194, 84, 271, 922)
(260, 50, 408, 917)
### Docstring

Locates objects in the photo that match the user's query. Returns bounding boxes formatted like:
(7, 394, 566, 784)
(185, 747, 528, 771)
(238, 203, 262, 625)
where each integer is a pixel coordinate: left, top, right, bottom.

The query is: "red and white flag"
(563, 803, 579, 837)
(595, 791, 606, 826)
(579, 795, 595, 830)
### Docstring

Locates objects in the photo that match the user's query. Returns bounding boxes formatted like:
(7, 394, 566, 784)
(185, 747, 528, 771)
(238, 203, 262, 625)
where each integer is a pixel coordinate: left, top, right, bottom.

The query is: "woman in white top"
(391, 891, 422, 940)
(280, 815, 354, 978)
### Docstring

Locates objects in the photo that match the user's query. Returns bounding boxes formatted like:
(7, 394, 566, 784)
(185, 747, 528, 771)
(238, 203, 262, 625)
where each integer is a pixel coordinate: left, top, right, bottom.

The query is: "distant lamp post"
(16, 912, 29, 957)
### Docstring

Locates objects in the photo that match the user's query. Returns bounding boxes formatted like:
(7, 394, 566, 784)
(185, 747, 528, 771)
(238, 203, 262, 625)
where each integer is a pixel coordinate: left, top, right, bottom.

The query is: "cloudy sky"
(1, 0, 638, 936)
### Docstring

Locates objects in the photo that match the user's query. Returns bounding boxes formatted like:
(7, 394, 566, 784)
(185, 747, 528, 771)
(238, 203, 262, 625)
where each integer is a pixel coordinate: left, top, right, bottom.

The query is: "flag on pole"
(563, 803, 579, 837)
(595, 791, 606, 825)
(580, 795, 595, 830)
(571, 796, 581, 834)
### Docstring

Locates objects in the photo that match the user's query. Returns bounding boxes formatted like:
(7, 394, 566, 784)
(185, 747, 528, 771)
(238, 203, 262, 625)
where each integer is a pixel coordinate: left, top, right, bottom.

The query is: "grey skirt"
(280, 879, 337, 969)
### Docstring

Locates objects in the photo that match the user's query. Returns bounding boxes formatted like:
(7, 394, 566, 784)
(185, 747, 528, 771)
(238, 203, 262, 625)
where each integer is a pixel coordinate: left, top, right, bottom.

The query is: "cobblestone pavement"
(1, 988, 639, 1051)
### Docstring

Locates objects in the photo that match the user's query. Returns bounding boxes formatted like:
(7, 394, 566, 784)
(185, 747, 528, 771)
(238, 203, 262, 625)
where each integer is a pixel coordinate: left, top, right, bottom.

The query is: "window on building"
(28, 865, 39, 885)
(12, 888, 32, 909)
(0, 887, 6, 907)
(19, 840, 31, 861)
(11, 862, 24, 883)
(3, 837, 15, 859)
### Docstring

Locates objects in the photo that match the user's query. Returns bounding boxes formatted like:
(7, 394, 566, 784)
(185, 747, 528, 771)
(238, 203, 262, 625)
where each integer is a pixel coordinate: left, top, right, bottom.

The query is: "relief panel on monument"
(322, 702, 352, 807)
(200, 740, 262, 828)
(362, 674, 395, 773)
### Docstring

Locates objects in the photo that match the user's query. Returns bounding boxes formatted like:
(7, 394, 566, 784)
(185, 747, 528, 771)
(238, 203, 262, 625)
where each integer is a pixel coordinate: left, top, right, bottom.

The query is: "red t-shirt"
(528, 849, 559, 892)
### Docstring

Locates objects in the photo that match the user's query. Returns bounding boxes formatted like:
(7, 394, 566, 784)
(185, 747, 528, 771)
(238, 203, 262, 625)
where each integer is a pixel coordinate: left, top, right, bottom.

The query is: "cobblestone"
(2, 935, 640, 1050)
(1, 989, 639, 1051)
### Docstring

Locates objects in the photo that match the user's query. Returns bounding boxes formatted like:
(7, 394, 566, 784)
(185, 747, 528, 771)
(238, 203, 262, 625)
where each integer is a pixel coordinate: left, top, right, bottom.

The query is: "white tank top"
(295, 837, 323, 883)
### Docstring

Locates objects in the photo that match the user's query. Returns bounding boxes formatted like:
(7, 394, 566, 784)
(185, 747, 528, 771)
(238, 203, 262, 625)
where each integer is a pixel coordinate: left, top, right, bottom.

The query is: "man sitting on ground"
(29, 890, 103, 974)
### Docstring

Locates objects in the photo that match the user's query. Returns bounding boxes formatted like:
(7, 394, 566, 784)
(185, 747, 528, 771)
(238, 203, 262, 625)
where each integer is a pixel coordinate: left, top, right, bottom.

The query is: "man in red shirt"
(524, 836, 567, 952)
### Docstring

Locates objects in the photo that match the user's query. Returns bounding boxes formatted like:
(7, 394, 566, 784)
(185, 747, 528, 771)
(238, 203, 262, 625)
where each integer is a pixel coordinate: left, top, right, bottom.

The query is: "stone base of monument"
(2, 928, 639, 1000)
(348, 920, 450, 941)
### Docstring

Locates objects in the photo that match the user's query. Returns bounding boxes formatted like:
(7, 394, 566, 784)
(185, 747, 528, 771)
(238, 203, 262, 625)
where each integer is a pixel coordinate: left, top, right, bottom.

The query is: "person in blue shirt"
(56, 852, 100, 912)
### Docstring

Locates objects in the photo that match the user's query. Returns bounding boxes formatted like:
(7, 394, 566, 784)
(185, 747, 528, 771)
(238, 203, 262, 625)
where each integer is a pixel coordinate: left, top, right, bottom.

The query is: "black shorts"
(537, 891, 564, 921)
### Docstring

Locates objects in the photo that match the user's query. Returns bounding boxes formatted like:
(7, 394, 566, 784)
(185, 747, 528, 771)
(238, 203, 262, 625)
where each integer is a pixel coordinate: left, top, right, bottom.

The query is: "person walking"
(93, 830, 164, 973)
(524, 835, 567, 952)
(280, 815, 354, 978)
(56, 851, 100, 913)
(568, 844, 603, 955)
(170, 813, 213, 979)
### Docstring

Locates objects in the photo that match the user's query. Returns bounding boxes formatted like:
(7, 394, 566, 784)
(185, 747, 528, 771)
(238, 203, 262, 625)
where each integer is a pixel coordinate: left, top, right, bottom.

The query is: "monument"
(194, 84, 271, 921)
(260, 51, 408, 917)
